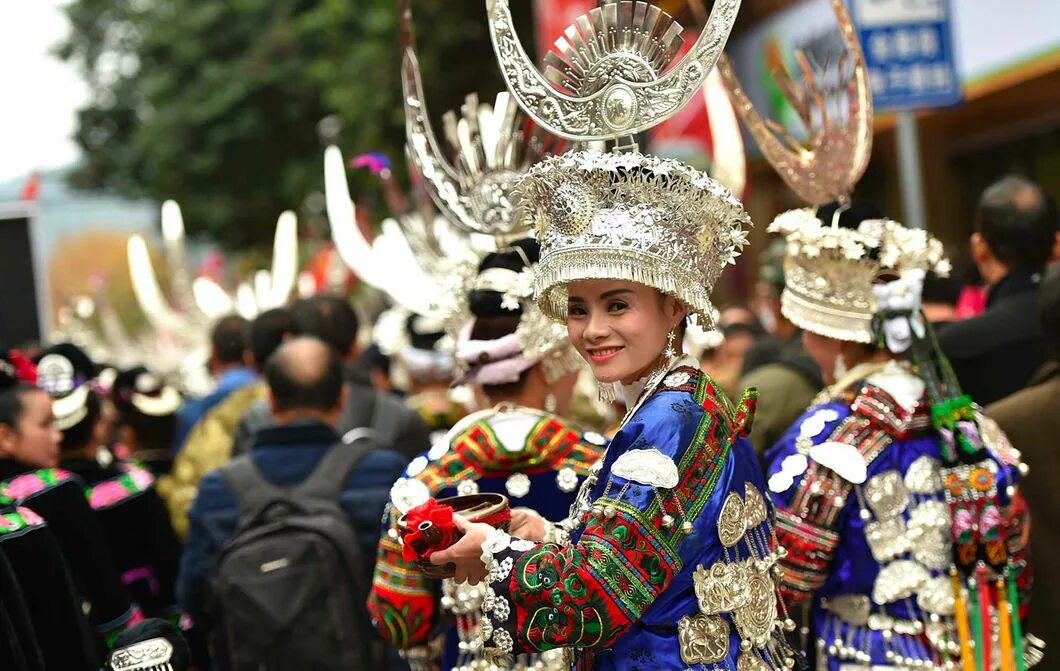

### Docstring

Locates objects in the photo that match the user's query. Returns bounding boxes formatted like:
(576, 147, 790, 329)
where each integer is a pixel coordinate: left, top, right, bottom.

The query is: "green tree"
(57, 0, 535, 249)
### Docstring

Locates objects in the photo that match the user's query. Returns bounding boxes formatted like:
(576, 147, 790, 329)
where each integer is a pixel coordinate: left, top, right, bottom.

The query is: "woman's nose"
(584, 312, 610, 340)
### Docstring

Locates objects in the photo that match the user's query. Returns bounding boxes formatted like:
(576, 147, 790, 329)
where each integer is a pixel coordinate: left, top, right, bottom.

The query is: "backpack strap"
(219, 456, 287, 525)
(292, 428, 379, 504)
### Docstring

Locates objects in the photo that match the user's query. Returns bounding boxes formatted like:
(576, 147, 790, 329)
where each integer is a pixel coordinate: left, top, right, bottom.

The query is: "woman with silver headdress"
(356, 7, 604, 668)
(425, 1, 797, 669)
(718, 1, 1036, 668)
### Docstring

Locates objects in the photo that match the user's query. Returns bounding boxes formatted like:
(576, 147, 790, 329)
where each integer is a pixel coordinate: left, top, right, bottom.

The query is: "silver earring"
(664, 329, 678, 361)
(544, 393, 557, 413)
(833, 352, 848, 381)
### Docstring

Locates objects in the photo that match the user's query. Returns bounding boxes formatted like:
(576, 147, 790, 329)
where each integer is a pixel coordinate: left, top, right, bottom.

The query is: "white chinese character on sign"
(918, 27, 939, 58)
(909, 63, 927, 92)
(895, 29, 918, 60)
(888, 65, 910, 91)
(931, 64, 953, 90)
(869, 32, 892, 61)
(869, 69, 888, 96)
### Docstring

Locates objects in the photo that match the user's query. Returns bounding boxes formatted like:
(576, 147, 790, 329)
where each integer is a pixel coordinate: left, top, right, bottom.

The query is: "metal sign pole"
(896, 110, 927, 230)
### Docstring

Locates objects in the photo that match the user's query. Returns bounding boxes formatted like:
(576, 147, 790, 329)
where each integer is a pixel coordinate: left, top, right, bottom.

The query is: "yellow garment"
(156, 382, 267, 539)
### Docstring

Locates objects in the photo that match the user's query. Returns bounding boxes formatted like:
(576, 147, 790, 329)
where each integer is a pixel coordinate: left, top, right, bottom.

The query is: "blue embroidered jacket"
(477, 365, 793, 670)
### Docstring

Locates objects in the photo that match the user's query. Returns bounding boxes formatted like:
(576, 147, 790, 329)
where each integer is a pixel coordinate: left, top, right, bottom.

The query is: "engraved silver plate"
(678, 613, 731, 664)
(736, 652, 770, 671)
(718, 492, 747, 547)
(864, 516, 910, 563)
(872, 560, 930, 604)
(611, 447, 680, 489)
(743, 483, 768, 527)
(694, 561, 751, 614)
(864, 470, 910, 520)
(109, 637, 174, 671)
(903, 455, 942, 494)
(916, 575, 956, 616)
(732, 570, 778, 647)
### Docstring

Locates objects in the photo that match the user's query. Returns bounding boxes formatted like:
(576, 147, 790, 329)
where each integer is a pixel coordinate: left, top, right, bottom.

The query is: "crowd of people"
(1, 1, 1056, 670)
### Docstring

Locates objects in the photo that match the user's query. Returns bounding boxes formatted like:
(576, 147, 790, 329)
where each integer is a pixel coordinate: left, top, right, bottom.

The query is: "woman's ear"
(0, 424, 16, 457)
(663, 294, 688, 327)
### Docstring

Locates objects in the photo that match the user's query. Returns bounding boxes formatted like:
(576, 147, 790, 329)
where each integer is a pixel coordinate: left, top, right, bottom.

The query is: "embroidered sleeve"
(766, 403, 859, 604)
(477, 377, 755, 655)
(367, 507, 437, 650)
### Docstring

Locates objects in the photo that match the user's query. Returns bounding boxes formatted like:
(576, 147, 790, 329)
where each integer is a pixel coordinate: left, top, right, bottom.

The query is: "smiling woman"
(566, 280, 687, 387)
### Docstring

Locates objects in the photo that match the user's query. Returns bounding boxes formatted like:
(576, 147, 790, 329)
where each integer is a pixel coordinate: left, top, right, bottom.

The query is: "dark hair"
(1038, 264, 1060, 359)
(211, 315, 250, 364)
(406, 314, 444, 351)
(975, 176, 1058, 271)
(249, 308, 295, 368)
(264, 337, 344, 412)
(110, 367, 179, 451)
(0, 384, 39, 429)
(291, 296, 360, 356)
(468, 238, 540, 318)
(59, 389, 102, 452)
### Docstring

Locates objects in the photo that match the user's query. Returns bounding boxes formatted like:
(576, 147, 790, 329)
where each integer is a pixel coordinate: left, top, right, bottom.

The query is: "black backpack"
(212, 429, 384, 670)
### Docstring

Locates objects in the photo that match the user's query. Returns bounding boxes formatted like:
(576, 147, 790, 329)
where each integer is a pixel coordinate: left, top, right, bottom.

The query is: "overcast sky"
(0, 1, 88, 183)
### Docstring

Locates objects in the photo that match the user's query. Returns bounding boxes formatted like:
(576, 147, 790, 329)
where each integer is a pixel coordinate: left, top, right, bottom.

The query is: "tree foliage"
(57, 0, 535, 249)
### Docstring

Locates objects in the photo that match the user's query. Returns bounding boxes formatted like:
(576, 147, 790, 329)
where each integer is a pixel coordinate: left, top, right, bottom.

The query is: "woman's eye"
(608, 301, 628, 313)
(567, 305, 586, 317)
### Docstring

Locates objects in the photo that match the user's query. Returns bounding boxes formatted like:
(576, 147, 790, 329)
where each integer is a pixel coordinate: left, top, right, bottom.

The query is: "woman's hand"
(429, 515, 493, 584)
(509, 507, 547, 542)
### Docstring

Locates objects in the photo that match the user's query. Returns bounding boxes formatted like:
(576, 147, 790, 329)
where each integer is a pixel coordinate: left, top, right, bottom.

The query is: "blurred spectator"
(938, 176, 1059, 405)
(231, 295, 429, 461)
(159, 308, 294, 539)
(738, 237, 824, 458)
(700, 307, 765, 399)
(178, 337, 404, 664)
(921, 269, 962, 324)
(56, 384, 183, 622)
(111, 368, 183, 476)
(173, 315, 254, 450)
(987, 262, 1060, 653)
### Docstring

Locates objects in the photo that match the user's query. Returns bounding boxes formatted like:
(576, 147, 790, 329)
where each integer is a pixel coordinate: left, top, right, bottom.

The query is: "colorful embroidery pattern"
(0, 506, 46, 535)
(0, 468, 75, 505)
(367, 410, 604, 651)
(86, 462, 155, 510)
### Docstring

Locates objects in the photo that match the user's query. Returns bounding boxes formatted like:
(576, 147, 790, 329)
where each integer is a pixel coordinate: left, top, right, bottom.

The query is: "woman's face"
(0, 390, 61, 468)
(566, 280, 686, 385)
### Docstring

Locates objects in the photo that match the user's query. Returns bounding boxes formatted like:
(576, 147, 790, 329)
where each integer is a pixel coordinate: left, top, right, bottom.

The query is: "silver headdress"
(395, 2, 580, 383)
(402, 0, 557, 242)
(485, 0, 750, 327)
(720, 0, 949, 345)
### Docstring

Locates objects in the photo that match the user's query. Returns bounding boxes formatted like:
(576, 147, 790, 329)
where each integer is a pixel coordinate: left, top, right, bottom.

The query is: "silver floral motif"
(916, 575, 956, 616)
(493, 595, 511, 623)
(717, 492, 747, 548)
(492, 629, 514, 654)
(389, 478, 431, 515)
(799, 408, 840, 439)
(406, 456, 429, 477)
(611, 447, 680, 489)
(743, 484, 768, 527)
(663, 371, 691, 388)
(505, 473, 531, 498)
(864, 470, 910, 520)
(457, 479, 480, 496)
(864, 517, 911, 563)
(490, 556, 514, 583)
(555, 467, 579, 493)
(509, 538, 537, 552)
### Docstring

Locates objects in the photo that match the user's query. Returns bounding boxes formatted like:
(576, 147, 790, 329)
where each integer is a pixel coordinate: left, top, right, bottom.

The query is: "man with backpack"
(177, 336, 407, 669)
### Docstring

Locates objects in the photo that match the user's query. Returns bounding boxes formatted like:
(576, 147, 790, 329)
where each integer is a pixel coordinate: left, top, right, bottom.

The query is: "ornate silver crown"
(487, 0, 749, 327)
(769, 210, 950, 343)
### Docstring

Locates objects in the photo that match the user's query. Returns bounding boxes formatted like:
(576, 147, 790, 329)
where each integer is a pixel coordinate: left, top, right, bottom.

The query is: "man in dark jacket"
(938, 176, 1059, 406)
(177, 336, 407, 629)
(987, 262, 1060, 654)
(231, 296, 429, 461)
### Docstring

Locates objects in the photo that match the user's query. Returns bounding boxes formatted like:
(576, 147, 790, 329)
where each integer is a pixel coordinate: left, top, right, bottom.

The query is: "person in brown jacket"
(987, 261, 1060, 654)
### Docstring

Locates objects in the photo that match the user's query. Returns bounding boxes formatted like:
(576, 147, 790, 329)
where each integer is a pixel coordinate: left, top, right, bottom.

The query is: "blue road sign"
(851, 0, 962, 110)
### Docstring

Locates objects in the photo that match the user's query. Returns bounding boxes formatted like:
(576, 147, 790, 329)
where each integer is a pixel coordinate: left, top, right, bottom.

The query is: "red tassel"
(976, 564, 992, 671)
